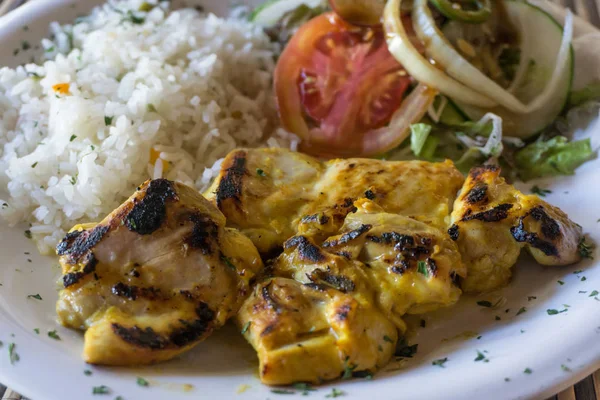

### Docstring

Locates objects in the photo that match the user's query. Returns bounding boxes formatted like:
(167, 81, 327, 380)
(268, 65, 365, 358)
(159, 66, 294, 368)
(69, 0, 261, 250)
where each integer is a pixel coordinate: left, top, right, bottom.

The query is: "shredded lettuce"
(410, 123, 432, 156)
(514, 136, 593, 181)
(569, 81, 600, 108)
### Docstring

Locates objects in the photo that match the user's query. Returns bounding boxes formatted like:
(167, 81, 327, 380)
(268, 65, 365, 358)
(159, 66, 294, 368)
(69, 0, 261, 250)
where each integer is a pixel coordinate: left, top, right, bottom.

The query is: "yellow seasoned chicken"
(56, 179, 263, 365)
(236, 277, 397, 385)
(450, 165, 583, 293)
(205, 148, 464, 254)
(237, 199, 465, 384)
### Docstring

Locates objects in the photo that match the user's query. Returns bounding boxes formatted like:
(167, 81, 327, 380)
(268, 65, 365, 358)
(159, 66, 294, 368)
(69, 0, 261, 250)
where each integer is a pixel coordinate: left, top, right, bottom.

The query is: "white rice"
(0, 0, 299, 254)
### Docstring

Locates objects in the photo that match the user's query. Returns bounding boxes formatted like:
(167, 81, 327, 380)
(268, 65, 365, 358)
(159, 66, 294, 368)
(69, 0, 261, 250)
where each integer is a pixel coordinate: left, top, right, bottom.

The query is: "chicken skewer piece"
(56, 179, 263, 365)
(450, 165, 583, 293)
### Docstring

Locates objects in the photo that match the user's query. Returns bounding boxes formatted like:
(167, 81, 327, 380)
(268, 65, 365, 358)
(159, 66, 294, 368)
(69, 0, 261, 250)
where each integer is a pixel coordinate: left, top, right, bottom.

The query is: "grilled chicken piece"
(56, 179, 263, 365)
(275, 199, 465, 331)
(205, 148, 323, 254)
(205, 148, 464, 254)
(450, 166, 583, 293)
(236, 277, 397, 385)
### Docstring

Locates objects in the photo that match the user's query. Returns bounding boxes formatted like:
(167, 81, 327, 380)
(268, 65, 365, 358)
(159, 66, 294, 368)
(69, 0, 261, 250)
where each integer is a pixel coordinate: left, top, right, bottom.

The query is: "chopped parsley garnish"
(547, 309, 567, 315)
(146, 103, 157, 112)
(504, 377, 510, 382)
(432, 357, 448, 367)
(104, 116, 113, 126)
(523, 368, 532, 374)
(590, 290, 599, 297)
(561, 364, 571, 372)
(70, 175, 78, 185)
(395, 339, 418, 358)
(582, 277, 587, 282)
(578, 237, 595, 259)
(48, 330, 61, 340)
(477, 300, 492, 307)
(256, 168, 266, 177)
(136, 377, 149, 387)
(342, 358, 357, 379)
(84, 369, 93, 376)
(45, 46, 55, 53)
(33, 328, 40, 334)
(271, 389, 295, 395)
(474, 350, 488, 362)
(527, 296, 537, 301)
(417, 260, 429, 277)
(495, 316, 501, 321)
(70, 134, 77, 142)
(531, 186, 551, 197)
(292, 382, 316, 394)
(383, 335, 393, 343)
(557, 280, 564, 285)
(139, 2, 154, 12)
(31, 162, 38, 168)
(115, 397, 124, 400)
(326, 388, 345, 398)
(520, 329, 525, 333)
(241, 321, 251, 335)
(126, 10, 145, 24)
(92, 385, 110, 394)
(27, 294, 42, 300)
(573, 270, 583, 274)
(516, 307, 527, 316)
(22, 41, 31, 51)
(220, 255, 236, 270)
(8, 342, 19, 364)
(24, 230, 32, 239)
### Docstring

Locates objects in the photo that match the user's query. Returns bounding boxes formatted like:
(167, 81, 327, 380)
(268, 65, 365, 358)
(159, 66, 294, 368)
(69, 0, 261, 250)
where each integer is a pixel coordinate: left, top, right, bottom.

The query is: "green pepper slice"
(429, 0, 492, 23)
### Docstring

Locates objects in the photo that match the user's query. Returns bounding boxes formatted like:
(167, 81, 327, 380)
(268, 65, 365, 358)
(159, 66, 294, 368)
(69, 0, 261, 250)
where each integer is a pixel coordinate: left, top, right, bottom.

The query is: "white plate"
(0, 1, 599, 399)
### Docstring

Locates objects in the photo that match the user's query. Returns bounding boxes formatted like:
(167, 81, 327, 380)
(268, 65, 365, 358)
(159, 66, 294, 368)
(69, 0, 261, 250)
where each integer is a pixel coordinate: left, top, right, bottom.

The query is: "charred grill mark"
(111, 282, 161, 300)
(391, 259, 410, 274)
(308, 269, 355, 293)
(262, 283, 281, 313)
(462, 203, 513, 223)
(301, 213, 330, 225)
(466, 184, 488, 204)
(450, 271, 461, 287)
(260, 324, 276, 337)
(529, 206, 561, 240)
(335, 251, 352, 259)
(62, 253, 98, 288)
(427, 258, 438, 276)
(469, 165, 499, 180)
(215, 151, 247, 209)
(112, 302, 214, 350)
(112, 324, 168, 350)
(367, 232, 414, 247)
(322, 224, 372, 248)
(335, 303, 352, 321)
(57, 225, 109, 263)
(510, 218, 558, 256)
(179, 290, 194, 300)
(169, 303, 215, 347)
(185, 213, 219, 255)
(125, 179, 177, 235)
(448, 224, 459, 241)
(364, 189, 376, 200)
(284, 236, 325, 262)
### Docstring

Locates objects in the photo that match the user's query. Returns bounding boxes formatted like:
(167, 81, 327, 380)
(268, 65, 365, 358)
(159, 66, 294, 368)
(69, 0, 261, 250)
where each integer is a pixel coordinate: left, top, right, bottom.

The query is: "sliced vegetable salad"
(249, 0, 597, 181)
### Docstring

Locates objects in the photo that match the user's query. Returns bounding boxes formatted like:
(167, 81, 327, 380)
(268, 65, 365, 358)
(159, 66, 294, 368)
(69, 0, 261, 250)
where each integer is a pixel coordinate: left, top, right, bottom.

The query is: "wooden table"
(0, 0, 599, 399)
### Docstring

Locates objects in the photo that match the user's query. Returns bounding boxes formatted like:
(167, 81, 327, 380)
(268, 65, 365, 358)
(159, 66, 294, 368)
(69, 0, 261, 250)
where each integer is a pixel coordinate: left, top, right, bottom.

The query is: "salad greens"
(251, 0, 597, 182)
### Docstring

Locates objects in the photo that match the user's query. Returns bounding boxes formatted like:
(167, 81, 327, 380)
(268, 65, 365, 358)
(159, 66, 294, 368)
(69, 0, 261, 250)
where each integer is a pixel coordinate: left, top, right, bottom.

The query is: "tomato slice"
(275, 12, 420, 157)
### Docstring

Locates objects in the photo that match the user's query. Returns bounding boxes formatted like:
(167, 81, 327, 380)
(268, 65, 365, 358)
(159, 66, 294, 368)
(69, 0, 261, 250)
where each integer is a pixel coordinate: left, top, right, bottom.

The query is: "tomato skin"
(274, 12, 414, 157)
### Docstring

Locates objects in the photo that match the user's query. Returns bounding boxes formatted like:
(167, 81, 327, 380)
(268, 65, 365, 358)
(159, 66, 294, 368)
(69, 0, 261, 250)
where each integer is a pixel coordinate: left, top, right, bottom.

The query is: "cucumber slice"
(250, 0, 326, 26)
(443, 1, 574, 138)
